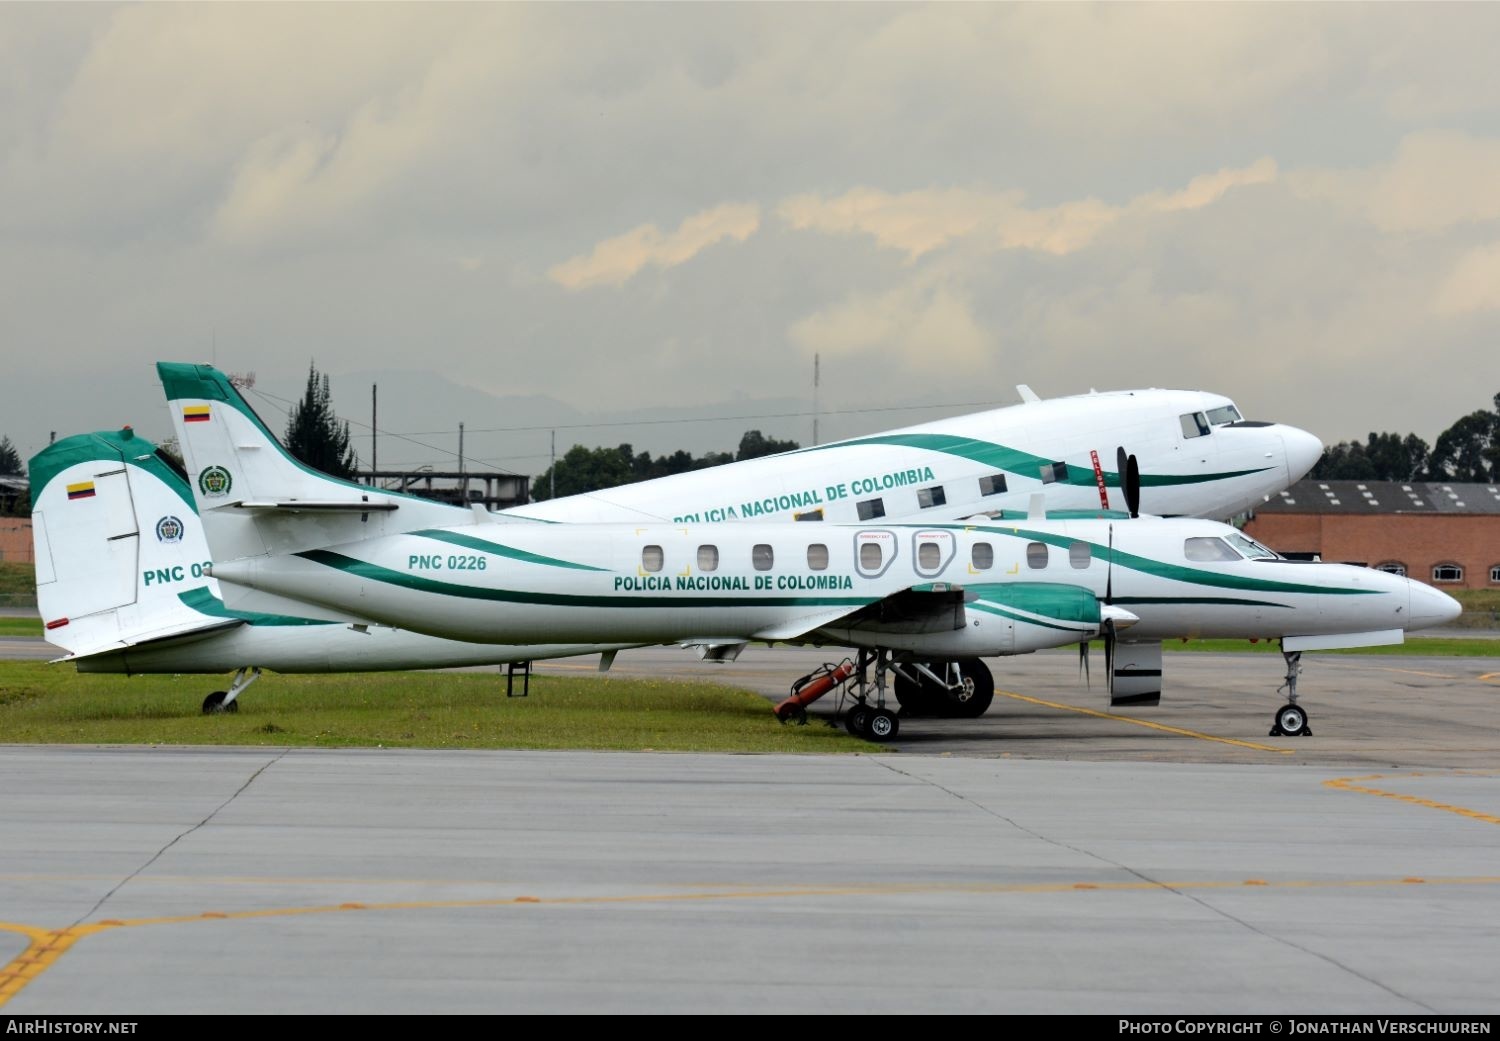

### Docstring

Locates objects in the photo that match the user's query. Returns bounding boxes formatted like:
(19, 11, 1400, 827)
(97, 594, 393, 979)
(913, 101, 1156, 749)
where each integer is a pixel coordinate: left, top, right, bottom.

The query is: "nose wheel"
(1270, 702, 1310, 737)
(1269, 649, 1312, 737)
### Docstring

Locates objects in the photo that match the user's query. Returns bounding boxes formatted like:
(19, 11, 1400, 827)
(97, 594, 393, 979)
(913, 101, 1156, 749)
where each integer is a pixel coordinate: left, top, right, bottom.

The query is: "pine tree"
(284, 363, 357, 478)
(0, 436, 22, 476)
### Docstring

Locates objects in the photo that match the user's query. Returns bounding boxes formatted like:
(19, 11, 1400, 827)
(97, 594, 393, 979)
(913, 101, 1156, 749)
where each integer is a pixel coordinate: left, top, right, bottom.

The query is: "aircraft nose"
(1406, 579, 1462, 632)
(1280, 426, 1325, 484)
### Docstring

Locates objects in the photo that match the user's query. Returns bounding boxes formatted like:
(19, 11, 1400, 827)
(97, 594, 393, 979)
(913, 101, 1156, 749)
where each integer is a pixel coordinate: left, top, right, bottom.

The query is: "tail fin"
(158, 362, 464, 563)
(28, 428, 243, 660)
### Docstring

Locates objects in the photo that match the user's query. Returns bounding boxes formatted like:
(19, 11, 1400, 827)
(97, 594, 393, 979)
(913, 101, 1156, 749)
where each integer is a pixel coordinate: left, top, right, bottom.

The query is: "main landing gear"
(1269, 649, 1312, 737)
(891, 658, 995, 718)
(774, 651, 900, 741)
(774, 653, 997, 743)
(202, 666, 263, 715)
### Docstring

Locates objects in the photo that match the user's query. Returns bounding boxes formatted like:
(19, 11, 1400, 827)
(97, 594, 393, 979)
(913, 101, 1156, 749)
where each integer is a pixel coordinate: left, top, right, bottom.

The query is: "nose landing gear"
(1269, 649, 1312, 737)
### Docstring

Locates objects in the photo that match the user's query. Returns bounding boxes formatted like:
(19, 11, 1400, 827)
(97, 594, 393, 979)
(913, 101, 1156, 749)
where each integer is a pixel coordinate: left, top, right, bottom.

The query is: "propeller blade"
(1103, 619, 1116, 697)
(1079, 640, 1090, 689)
(1115, 447, 1128, 512)
(1104, 524, 1114, 605)
(1125, 454, 1141, 518)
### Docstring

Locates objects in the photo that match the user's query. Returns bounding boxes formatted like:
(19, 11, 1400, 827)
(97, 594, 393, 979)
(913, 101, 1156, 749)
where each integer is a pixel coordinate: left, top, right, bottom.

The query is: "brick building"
(0, 517, 31, 564)
(1243, 480, 1500, 591)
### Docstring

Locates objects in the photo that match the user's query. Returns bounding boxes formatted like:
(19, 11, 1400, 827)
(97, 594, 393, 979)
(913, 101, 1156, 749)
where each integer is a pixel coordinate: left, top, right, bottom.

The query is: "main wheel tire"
(1274, 703, 1308, 736)
(894, 660, 995, 718)
(845, 705, 873, 737)
(865, 709, 899, 742)
(893, 672, 937, 715)
(939, 659, 995, 718)
(202, 691, 238, 715)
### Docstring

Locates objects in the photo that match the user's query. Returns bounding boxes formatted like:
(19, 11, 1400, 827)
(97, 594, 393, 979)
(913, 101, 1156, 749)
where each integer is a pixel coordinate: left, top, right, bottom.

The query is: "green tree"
(530, 433, 769, 501)
(736, 430, 799, 461)
(284, 363, 357, 478)
(1423, 392, 1499, 483)
(0, 437, 22, 476)
(532, 444, 636, 500)
(1312, 431, 1429, 481)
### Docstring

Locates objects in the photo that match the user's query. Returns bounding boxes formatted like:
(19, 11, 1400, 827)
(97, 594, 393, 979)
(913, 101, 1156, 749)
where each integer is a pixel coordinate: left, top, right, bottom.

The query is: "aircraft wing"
(752, 585, 968, 642)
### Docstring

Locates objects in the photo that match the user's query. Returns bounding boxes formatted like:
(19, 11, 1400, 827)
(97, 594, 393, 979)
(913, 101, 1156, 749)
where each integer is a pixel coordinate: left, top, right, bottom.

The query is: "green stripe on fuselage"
(179, 586, 336, 627)
(297, 550, 872, 610)
(797, 432, 1269, 488)
(411, 529, 608, 572)
(956, 525, 1376, 597)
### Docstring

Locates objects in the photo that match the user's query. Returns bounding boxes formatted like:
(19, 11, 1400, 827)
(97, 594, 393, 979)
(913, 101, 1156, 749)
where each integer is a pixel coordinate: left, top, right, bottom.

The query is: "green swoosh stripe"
(798, 432, 1270, 488)
(296, 550, 872, 611)
(1111, 596, 1291, 609)
(969, 600, 1097, 634)
(411, 529, 608, 571)
(952, 525, 1377, 598)
(179, 586, 336, 627)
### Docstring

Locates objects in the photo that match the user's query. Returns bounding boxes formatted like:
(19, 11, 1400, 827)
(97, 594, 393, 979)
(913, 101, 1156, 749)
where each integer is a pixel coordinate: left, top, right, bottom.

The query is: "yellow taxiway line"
(6, 873, 1500, 1008)
(1325, 772, 1500, 827)
(995, 690, 1293, 754)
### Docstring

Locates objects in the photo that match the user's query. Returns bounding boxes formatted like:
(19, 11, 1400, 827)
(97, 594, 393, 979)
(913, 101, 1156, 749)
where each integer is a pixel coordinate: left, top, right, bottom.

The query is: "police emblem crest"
(155, 516, 185, 544)
(198, 466, 233, 498)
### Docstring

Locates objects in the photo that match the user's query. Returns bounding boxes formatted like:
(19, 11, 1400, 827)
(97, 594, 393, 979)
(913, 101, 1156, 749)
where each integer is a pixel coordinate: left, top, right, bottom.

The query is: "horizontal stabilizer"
(50, 616, 242, 663)
(233, 499, 399, 512)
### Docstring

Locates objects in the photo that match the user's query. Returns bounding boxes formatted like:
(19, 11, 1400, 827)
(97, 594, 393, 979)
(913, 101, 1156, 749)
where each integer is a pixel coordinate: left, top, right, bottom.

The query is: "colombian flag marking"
(183, 405, 212, 423)
(67, 481, 96, 500)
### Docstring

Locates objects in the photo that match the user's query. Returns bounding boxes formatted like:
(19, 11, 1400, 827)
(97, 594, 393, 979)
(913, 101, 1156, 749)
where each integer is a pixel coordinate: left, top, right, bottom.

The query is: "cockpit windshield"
(1206, 404, 1243, 426)
(1184, 532, 1282, 562)
(1226, 532, 1280, 560)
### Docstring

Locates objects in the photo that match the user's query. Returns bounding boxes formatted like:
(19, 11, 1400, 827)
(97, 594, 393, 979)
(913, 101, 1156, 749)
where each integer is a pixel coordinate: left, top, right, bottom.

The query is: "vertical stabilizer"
(158, 362, 465, 562)
(29, 430, 222, 657)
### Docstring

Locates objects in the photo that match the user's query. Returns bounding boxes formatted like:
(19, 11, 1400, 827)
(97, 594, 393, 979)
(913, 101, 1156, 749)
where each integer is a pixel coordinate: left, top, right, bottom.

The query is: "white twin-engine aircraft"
(145, 363, 1457, 740)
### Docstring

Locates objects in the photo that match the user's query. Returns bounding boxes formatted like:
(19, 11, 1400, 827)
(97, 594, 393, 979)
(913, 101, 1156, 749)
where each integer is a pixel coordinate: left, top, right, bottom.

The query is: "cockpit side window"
(1226, 532, 1280, 560)
(1206, 405, 1242, 426)
(1179, 412, 1211, 439)
(1184, 537, 1241, 562)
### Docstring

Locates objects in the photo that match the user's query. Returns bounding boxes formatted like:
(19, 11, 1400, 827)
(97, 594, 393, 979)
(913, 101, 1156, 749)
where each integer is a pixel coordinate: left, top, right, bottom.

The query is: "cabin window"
(1026, 542, 1048, 569)
(1432, 563, 1463, 583)
(753, 544, 774, 571)
(971, 542, 994, 570)
(795, 508, 824, 522)
(697, 545, 719, 572)
(1375, 561, 1406, 577)
(1069, 541, 1091, 569)
(918, 541, 941, 570)
(859, 542, 884, 571)
(978, 474, 1008, 497)
(1180, 412, 1211, 438)
(1184, 537, 1240, 562)
(807, 544, 829, 571)
(1040, 461, 1069, 484)
(856, 497, 885, 521)
(917, 485, 947, 509)
(1206, 405, 1242, 426)
(641, 545, 664, 573)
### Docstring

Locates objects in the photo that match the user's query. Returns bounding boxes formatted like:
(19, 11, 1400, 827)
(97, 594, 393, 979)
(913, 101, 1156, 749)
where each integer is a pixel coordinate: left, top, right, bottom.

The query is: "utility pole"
(550, 430, 556, 500)
(812, 353, 820, 446)
(370, 383, 378, 480)
(458, 422, 466, 502)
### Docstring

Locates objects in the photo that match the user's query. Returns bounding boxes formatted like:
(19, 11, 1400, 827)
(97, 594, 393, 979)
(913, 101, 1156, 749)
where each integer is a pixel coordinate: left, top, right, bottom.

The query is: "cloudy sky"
(3, 3, 1499, 473)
